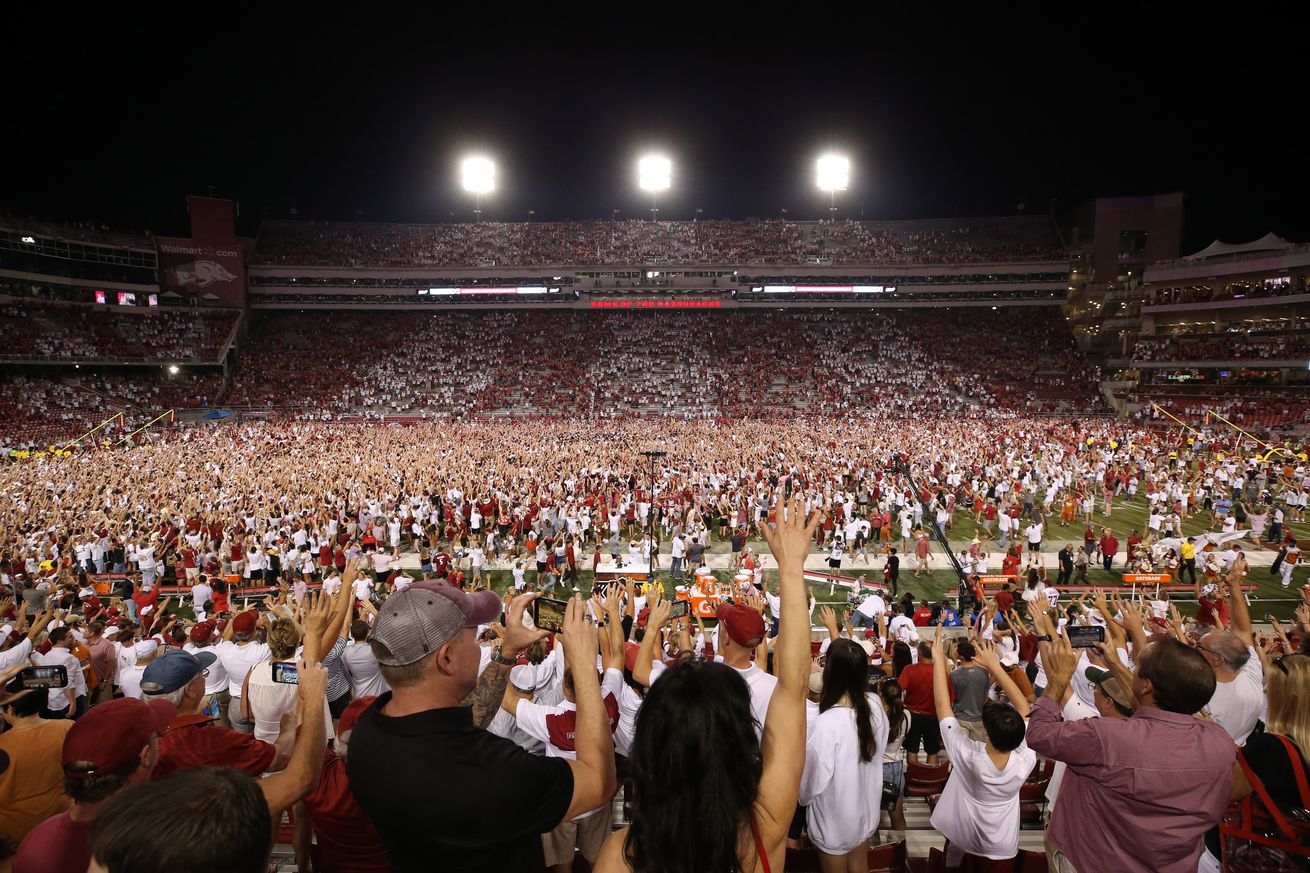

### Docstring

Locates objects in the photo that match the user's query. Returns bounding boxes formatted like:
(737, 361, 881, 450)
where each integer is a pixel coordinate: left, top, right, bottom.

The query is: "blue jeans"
(671, 556, 684, 579)
(851, 612, 879, 629)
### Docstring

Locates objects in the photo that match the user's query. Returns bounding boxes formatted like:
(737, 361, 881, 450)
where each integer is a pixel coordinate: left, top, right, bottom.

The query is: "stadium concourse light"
(461, 156, 495, 222)
(816, 154, 849, 221)
(638, 155, 671, 222)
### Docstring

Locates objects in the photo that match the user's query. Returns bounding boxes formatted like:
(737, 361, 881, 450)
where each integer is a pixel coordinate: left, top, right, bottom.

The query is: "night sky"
(3, 12, 1304, 252)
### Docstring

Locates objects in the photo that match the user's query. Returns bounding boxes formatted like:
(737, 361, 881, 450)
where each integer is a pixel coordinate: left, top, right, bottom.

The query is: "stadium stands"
(1132, 331, 1310, 362)
(252, 217, 1066, 267)
(0, 302, 240, 363)
(218, 307, 1103, 418)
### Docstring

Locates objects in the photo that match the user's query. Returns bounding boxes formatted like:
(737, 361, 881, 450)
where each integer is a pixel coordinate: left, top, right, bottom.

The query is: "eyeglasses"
(1272, 653, 1307, 675)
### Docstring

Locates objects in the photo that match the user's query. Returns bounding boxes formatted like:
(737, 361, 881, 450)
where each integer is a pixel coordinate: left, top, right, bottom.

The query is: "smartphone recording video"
(1067, 625, 1106, 649)
(5, 665, 69, 694)
(532, 597, 569, 633)
(668, 600, 689, 620)
(271, 661, 299, 685)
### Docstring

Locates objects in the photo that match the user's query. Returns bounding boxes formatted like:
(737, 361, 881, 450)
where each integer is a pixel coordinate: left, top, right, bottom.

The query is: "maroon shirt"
(1027, 697, 1236, 873)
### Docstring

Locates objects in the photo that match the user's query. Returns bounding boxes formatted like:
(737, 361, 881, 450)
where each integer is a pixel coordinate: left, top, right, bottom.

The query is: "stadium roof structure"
(1184, 232, 1292, 260)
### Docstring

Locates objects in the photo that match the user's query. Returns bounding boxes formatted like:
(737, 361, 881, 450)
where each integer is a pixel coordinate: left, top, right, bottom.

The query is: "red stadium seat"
(867, 838, 908, 872)
(905, 760, 951, 797)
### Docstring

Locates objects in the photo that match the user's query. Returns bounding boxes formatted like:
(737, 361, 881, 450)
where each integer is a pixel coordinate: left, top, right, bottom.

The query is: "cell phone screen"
(533, 597, 569, 633)
(668, 600, 689, 620)
(1067, 625, 1106, 648)
(271, 661, 299, 685)
(20, 665, 69, 689)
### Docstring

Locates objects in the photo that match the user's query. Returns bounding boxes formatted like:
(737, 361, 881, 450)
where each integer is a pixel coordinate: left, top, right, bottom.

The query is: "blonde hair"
(266, 618, 303, 661)
(1266, 654, 1310, 758)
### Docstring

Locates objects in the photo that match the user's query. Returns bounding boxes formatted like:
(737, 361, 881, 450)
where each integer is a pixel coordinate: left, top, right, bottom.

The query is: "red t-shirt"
(912, 608, 933, 627)
(11, 811, 91, 873)
(898, 661, 938, 715)
(155, 716, 277, 778)
(1196, 597, 1230, 628)
(995, 590, 1015, 614)
(303, 749, 391, 872)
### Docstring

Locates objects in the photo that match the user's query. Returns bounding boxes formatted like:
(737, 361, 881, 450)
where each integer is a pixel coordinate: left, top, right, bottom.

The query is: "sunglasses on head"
(1272, 653, 1308, 675)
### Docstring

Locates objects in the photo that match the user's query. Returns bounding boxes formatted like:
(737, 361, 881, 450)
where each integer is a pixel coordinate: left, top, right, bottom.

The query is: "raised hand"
(760, 491, 820, 570)
(818, 605, 840, 639)
(500, 591, 549, 656)
(1040, 629, 1080, 690)
(558, 595, 599, 675)
(973, 638, 1003, 673)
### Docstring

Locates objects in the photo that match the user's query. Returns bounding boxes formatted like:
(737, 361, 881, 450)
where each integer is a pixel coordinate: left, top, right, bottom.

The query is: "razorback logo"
(545, 694, 620, 752)
(166, 260, 238, 288)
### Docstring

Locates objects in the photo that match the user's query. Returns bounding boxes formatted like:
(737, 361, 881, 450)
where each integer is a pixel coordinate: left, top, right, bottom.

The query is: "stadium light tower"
(816, 153, 849, 222)
(638, 154, 671, 222)
(461, 156, 495, 222)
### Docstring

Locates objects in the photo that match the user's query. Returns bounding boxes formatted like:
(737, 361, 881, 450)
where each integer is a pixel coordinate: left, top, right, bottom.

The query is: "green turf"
(157, 492, 1310, 623)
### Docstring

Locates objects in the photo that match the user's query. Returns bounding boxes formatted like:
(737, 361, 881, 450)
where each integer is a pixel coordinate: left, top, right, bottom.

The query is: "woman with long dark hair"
(798, 638, 889, 871)
(597, 493, 817, 873)
(879, 679, 910, 833)
(890, 641, 913, 680)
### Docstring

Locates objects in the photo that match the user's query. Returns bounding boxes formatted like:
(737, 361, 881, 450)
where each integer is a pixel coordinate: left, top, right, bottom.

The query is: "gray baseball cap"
(370, 582, 503, 666)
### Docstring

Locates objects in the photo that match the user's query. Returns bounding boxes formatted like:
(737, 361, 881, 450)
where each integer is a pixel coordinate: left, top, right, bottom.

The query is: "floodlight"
(638, 155, 672, 191)
(816, 154, 849, 192)
(461, 157, 495, 194)
(168, 365, 179, 374)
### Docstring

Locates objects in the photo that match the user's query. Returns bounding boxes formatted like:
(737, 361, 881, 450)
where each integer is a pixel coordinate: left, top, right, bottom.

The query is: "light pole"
(461, 156, 495, 223)
(639, 155, 671, 223)
(816, 154, 849, 222)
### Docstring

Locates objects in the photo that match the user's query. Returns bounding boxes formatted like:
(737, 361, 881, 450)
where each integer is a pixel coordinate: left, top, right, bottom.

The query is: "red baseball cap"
(63, 697, 176, 778)
(636, 607, 651, 629)
(716, 603, 766, 647)
(623, 641, 641, 673)
(232, 610, 258, 635)
(189, 621, 216, 643)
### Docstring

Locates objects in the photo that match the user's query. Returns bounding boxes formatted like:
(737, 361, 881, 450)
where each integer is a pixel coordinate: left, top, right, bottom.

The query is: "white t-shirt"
(734, 662, 779, 737)
(799, 700, 890, 854)
(1206, 645, 1265, 746)
(513, 669, 624, 820)
(889, 615, 920, 645)
(929, 716, 1036, 860)
(614, 680, 644, 758)
(884, 709, 911, 763)
(0, 638, 32, 672)
(183, 643, 229, 695)
(214, 639, 272, 697)
(34, 648, 82, 710)
(855, 594, 888, 619)
(341, 640, 391, 699)
(1045, 694, 1098, 812)
(117, 663, 147, 700)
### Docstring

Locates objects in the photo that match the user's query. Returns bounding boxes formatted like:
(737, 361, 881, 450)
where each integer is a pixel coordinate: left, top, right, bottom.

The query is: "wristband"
(490, 649, 518, 666)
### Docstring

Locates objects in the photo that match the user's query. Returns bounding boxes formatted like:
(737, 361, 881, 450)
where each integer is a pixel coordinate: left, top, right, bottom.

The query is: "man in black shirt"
(348, 583, 615, 873)
(1057, 544, 1074, 586)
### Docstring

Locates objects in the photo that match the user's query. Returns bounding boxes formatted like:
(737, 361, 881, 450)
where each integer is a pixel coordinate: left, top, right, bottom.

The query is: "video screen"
(117, 292, 136, 306)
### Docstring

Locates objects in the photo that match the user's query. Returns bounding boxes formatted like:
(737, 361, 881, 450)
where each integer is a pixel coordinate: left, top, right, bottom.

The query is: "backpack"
(1221, 733, 1310, 872)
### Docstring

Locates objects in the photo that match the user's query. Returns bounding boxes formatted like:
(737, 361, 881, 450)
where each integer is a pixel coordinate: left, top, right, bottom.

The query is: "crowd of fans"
(1132, 331, 1310, 363)
(252, 217, 1067, 268)
(0, 413, 1308, 871)
(1129, 386, 1310, 429)
(0, 304, 240, 363)
(0, 212, 154, 249)
(1142, 279, 1309, 307)
(0, 378, 131, 450)
(219, 308, 1105, 419)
